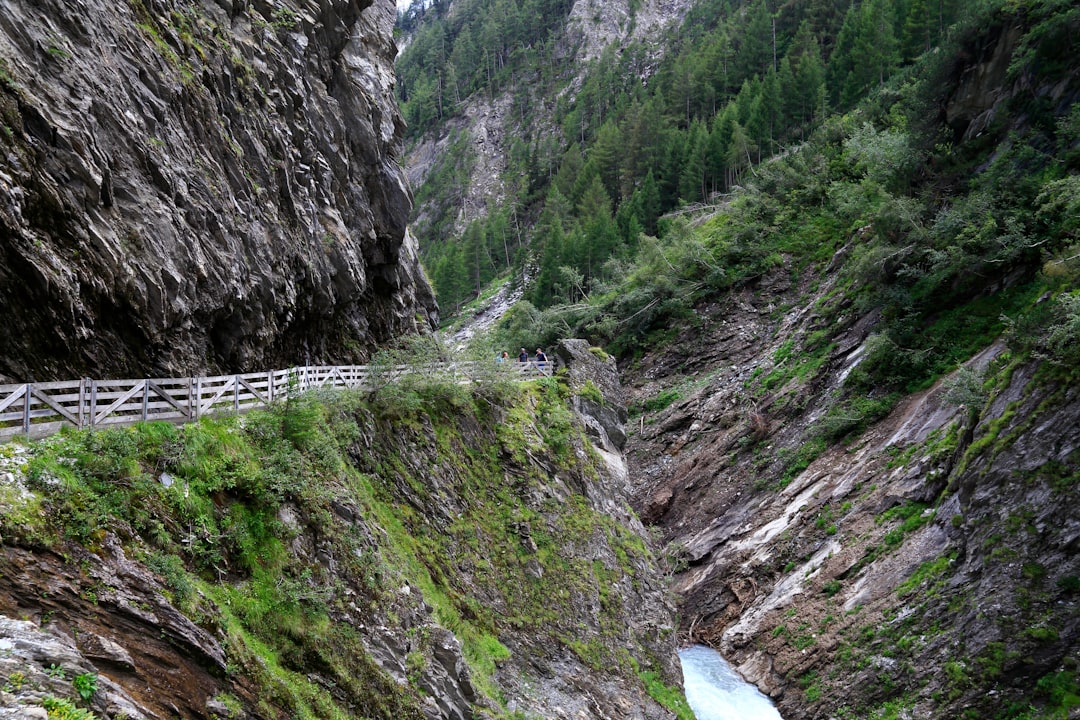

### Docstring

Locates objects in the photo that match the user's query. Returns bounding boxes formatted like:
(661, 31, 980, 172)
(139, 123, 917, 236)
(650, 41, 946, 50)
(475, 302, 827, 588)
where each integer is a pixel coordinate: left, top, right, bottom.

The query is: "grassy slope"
(0, 373, 682, 719)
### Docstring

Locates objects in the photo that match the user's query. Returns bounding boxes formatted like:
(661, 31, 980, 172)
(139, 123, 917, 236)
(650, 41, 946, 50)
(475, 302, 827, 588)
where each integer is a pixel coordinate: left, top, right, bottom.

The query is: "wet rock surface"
(0, 0, 437, 381)
(0, 544, 226, 719)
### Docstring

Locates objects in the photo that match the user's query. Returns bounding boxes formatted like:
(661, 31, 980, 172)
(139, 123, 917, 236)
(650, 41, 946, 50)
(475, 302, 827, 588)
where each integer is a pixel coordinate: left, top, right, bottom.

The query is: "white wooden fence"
(0, 361, 553, 441)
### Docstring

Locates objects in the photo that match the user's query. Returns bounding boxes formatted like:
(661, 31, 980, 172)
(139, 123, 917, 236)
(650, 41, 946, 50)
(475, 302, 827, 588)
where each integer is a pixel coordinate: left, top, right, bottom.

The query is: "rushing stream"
(679, 645, 784, 720)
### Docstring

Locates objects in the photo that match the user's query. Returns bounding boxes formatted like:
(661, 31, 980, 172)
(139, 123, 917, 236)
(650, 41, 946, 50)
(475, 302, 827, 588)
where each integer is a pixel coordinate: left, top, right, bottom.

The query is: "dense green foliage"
(475, 1, 1076, 402)
(398, 0, 972, 312)
(397, 0, 573, 132)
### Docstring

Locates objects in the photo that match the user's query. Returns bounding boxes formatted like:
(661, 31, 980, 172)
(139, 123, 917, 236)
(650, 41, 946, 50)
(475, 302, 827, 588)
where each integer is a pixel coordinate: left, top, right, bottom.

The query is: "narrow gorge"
(2, 0, 1078, 718)
(0, 340, 685, 719)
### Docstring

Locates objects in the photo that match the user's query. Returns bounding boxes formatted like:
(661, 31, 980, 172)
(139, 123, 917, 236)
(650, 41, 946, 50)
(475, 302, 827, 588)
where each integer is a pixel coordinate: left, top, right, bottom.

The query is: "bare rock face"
(0, 543, 227, 720)
(564, 0, 692, 64)
(0, 0, 437, 381)
(554, 339, 628, 454)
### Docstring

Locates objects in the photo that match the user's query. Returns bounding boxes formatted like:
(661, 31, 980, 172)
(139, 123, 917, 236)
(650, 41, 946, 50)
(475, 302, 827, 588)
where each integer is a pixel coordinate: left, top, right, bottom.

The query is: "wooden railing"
(0, 361, 553, 441)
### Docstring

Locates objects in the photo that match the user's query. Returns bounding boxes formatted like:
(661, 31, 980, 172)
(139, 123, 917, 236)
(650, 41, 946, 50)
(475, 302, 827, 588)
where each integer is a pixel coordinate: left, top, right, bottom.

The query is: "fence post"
(234, 375, 240, 414)
(267, 370, 274, 405)
(194, 377, 202, 421)
(22, 383, 31, 436)
(78, 378, 86, 430)
(89, 380, 98, 429)
(142, 380, 150, 421)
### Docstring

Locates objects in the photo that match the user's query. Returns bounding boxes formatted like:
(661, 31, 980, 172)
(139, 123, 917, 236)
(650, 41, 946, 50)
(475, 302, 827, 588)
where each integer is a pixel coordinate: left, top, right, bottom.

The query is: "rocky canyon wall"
(0, 0, 437, 382)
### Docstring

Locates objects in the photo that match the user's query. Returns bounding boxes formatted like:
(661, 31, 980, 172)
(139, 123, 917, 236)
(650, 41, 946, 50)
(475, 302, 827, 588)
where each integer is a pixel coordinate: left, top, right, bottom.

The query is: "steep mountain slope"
(627, 271, 1079, 718)
(617, 6, 1080, 718)
(0, 345, 684, 719)
(398, 0, 692, 313)
(402, 0, 692, 200)
(0, 0, 437, 382)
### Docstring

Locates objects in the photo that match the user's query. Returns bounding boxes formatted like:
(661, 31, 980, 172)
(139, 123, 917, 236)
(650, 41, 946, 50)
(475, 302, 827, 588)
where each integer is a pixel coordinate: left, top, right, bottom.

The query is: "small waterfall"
(678, 645, 784, 720)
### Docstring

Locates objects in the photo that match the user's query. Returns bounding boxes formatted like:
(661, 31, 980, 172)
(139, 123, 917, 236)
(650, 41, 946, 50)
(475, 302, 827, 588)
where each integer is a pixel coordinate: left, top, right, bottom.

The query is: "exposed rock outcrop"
(563, 0, 692, 64)
(0, 0, 437, 382)
(624, 263, 1079, 718)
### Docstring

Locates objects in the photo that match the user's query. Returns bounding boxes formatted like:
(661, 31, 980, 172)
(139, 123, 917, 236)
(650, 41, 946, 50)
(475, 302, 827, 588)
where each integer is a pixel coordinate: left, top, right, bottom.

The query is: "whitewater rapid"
(678, 645, 783, 720)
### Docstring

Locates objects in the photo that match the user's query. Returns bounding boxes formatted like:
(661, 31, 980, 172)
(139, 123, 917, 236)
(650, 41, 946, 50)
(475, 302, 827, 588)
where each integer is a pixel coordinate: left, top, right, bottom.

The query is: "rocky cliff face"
(626, 264, 1079, 717)
(617, 14, 1080, 716)
(0, 0, 437, 382)
(563, 0, 691, 65)
(0, 347, 681, 719)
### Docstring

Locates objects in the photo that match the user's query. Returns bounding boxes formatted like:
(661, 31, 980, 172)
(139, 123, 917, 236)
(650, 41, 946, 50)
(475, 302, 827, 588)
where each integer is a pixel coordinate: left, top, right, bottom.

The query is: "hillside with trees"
(396, 0, 971, 314)
(398, 0, 1080, 717)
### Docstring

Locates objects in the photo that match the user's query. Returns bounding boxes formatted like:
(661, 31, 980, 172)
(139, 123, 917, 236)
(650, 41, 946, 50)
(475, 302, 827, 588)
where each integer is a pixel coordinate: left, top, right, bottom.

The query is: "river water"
(678, 645, 783, 720)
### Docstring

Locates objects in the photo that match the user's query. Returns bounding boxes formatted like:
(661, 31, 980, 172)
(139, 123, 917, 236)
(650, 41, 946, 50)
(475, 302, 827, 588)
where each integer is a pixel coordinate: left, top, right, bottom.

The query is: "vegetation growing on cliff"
(0, 370, 677, 719)
(399, 0, 979, 312)
(401, 0, 1078, 407)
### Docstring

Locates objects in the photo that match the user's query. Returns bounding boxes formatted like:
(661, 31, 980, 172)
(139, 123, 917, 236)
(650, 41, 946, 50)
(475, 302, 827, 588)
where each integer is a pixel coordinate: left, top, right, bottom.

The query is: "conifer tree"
(709, 105, 738, 191)
(637, 171, 662, 236)
(736, 0, 774, 81)
(530, 188, 573, 307)
(795, 37, 826, 124)
(901, 0, 934, 61)
(590, 121, 624, 202)
(778, 57, 798, 131)
(760, 67, 784, 153)
(576, 175, 619, 287)
(785, 20, 826, 126)
(727, 118, 752, 186)
(703, 24, 736, 107)
(621, 99, 666, 200)
(659, 133, 687, 210)
(554, 144, 584, 201)
(679, 121, 709, 203)
(830, 0, 898, 108)
(826, 3, 859, 107)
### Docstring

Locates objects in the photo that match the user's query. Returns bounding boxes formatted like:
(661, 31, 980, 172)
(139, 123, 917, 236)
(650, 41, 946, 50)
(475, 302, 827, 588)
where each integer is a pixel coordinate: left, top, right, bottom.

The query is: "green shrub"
(72, 673, 97, 702)
(777, 437, 827, 487)
(1025, 625, 1059, 642)
(41, 696, 98, 720)
(577, 379, 605, 406)
(816, 393, 901, 443)
(896, 554, 953, 597)
(1057, 575, 1080, 593)
(639, 670, 695, 720)
(641, 388, 680, 413)
(1035, 670, 1080, 711)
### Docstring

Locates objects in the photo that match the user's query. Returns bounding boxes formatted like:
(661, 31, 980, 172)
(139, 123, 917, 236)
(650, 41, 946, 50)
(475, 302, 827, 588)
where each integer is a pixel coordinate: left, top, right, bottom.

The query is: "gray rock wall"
(0, 0, 437, 381)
